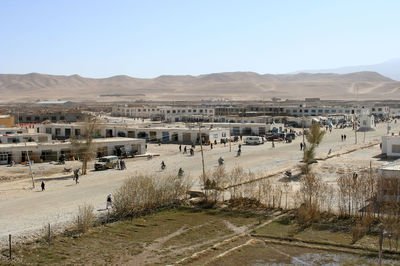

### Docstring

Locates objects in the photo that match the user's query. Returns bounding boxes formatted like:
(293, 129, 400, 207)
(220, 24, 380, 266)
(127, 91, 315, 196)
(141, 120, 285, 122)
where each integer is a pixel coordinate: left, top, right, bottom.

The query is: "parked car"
(285, 132, 296, 140)
(245, 136, 264, 145)
(94, 156, 118, 171)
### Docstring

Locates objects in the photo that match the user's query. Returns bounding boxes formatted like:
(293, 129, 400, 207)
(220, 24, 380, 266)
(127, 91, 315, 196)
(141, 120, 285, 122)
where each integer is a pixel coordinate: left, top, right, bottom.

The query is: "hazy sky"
(1, 0, 399, 78)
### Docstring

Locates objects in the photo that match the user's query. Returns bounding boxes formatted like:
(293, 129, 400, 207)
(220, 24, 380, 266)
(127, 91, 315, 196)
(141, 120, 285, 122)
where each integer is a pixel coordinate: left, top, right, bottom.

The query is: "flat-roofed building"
(0, 137, 146, 165)
(381, 134, 400, 157)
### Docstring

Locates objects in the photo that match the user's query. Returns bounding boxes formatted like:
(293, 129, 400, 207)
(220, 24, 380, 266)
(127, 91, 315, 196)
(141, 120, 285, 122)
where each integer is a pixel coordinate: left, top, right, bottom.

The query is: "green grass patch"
(295, 227, 353, 246)
(253, 220, 295, 238)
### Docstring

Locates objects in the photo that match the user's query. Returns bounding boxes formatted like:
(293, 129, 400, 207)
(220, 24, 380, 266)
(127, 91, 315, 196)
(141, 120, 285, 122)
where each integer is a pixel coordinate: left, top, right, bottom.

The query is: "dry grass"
(74, 204, 95, 233)
(0, 207, 261, 265)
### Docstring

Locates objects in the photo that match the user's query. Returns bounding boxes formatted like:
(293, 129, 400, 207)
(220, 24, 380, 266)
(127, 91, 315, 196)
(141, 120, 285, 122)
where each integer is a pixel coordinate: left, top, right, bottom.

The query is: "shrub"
(297, 203, 320, 227)
(351, 223, 364, 244)
(112, 174, 191, 218)
(74, 203, 95, 233)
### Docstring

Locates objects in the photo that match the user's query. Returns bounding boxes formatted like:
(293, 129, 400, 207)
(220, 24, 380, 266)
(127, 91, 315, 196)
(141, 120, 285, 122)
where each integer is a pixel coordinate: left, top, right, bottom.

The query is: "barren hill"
(1, 71, 399, 102)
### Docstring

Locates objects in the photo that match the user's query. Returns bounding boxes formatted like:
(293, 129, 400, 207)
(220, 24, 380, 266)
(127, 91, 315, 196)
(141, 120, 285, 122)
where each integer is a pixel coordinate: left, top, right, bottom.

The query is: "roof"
(0, 137, 144, 149)
(35, 101, 73, 105)
(379, 160, 400, 171)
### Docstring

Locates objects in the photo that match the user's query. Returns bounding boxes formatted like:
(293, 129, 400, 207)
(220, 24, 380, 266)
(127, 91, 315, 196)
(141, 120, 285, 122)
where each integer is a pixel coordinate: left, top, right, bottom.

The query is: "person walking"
(341, 134, 343, 141)
(179, 145, 182, 152)
(73, 168, 80, 184)
(120, 159, 124, 170)
(41, 181, 45, 191)
(300, 142, 303, 151)
(106, 194, 112, 209)
(183, 146, 187, 154)
(344, 134, 347, 141)
(210, 143, 213, 149)
(272, 140, 275, 148)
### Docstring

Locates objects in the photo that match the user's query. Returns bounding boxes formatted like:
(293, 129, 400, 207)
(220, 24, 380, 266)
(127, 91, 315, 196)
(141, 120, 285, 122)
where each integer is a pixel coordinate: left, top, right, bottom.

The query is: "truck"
(94, 156, 118, 171)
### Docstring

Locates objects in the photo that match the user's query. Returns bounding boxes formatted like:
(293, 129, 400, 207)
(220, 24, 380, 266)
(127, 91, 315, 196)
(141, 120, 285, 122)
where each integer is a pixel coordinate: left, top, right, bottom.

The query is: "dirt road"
(0, 122, 397, 246)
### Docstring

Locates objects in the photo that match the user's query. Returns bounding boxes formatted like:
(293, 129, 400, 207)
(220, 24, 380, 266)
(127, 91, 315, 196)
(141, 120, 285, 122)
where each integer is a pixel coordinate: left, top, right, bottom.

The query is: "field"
(2, 207, 400, 265)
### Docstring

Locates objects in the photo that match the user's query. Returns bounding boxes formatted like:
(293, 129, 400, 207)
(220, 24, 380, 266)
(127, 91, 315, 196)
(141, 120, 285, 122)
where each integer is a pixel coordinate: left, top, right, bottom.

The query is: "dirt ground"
(0, 122, 398, 247)
(1, 208, 398, 265)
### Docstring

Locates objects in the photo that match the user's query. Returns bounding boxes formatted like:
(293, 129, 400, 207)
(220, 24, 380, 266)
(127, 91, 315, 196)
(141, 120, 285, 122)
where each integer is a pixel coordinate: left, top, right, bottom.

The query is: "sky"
(1, 0, 400, 78)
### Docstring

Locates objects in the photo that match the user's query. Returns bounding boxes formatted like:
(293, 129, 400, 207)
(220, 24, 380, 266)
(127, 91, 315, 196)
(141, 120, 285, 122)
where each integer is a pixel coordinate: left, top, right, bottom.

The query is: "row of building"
(112, 104, 393, 121)
(0, 136, 146, 165)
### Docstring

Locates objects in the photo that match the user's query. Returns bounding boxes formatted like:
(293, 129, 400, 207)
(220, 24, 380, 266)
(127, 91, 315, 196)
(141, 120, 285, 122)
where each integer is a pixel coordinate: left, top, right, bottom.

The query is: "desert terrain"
(1, 71, 400, 102)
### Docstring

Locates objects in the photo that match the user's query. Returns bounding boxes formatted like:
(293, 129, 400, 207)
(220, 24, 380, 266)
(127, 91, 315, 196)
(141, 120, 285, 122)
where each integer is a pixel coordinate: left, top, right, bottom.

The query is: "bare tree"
(71, 116, 99, 175)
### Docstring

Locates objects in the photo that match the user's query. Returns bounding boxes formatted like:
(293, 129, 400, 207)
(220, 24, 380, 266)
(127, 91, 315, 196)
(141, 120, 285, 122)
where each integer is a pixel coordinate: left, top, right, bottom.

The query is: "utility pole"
(198, 122, 206, 182)
(25, 141, 35, 188)
(354, 114, 358, 144)
(302, 117, 305, 146)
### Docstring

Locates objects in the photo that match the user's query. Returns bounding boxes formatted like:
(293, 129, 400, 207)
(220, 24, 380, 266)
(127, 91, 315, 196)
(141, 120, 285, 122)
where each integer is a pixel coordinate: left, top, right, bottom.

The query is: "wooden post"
(9, 234, 12, 260)
(302, 117, 305, 146)
(25, 142, 35, 188)
(198, 122, 207, 200)
(354, 114, 358, 144)
(379, 225, 384, 266)
(48, 223, 51, 245)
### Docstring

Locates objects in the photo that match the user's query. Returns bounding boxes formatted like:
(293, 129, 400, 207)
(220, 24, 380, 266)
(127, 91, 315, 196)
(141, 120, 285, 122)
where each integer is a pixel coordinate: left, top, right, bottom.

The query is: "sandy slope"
(1, 71, 399, 102)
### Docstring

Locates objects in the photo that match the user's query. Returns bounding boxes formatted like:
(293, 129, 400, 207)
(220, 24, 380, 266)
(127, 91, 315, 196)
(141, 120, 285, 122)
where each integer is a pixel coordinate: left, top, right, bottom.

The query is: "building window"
(45, 128, 52, 134)
(392, 144, 400, 154)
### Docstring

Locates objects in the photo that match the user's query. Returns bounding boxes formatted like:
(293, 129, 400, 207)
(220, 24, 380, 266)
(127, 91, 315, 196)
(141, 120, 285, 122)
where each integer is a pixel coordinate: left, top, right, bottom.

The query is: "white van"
(245, 136, 264, 145)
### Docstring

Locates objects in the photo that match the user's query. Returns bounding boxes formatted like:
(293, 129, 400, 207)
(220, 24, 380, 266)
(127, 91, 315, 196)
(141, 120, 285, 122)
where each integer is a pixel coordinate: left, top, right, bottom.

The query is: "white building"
(0, 127, 27, 135)
(111, 105, 215, 121)
(377, 160, 400, 202)
(357, 109, 375, 132)
(34, 123, 230, 145)
(0, 133, 51, 144)
(202, 122, 284, 136)
(0, 137, 146, 165)
(381, 135, 400, 157)
(283, 105, 389, 118)
(390, 108, 400, 118)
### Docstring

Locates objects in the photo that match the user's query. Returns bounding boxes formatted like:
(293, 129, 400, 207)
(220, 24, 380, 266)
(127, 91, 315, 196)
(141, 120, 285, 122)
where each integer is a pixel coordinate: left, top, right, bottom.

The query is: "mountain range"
(1, 70, 400, 102)
(295, 58, 400, 81)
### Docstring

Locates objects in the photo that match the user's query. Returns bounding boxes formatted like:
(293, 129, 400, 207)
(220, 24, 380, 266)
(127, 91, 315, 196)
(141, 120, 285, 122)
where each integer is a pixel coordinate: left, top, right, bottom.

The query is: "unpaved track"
(0, 123, 397, 246)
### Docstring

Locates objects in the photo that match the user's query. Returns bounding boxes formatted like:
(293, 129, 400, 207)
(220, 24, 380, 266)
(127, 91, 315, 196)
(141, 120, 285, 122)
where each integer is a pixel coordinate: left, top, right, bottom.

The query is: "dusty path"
(0, 122, 397, 247)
